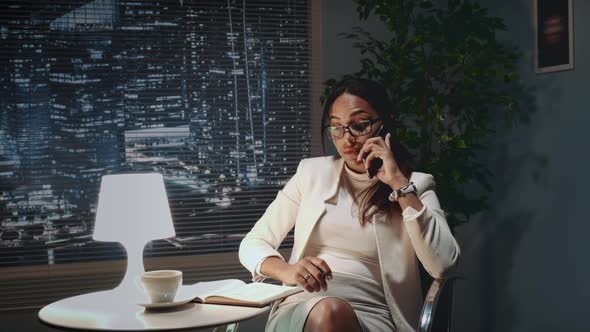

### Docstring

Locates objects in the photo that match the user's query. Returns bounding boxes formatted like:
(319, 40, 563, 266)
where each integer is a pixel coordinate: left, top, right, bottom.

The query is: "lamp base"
(111, 242, 148, 302)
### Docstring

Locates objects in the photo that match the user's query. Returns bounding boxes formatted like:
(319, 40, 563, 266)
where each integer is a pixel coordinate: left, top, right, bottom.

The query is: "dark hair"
(321, 77, 414, 224)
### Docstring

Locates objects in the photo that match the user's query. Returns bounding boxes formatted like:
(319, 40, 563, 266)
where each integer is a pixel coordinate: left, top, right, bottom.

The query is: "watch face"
(388, 191, 397, 202)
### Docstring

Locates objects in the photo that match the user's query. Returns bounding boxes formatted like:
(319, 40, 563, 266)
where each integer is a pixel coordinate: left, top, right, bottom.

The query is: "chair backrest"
(418, 265, 457, 332)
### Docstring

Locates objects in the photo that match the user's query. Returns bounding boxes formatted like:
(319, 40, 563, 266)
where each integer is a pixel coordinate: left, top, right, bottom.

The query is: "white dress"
(265, 166, 396, 332)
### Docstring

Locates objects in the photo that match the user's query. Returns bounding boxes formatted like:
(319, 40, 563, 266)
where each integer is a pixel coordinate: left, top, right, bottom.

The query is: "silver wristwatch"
(388, 182, 417, 202)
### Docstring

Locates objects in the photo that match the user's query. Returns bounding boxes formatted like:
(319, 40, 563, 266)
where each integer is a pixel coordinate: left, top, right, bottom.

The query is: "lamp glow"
(93, 173, 175, 293)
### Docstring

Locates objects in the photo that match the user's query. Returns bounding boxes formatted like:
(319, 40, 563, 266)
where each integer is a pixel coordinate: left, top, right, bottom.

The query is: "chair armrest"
(418, 275, 462, 332)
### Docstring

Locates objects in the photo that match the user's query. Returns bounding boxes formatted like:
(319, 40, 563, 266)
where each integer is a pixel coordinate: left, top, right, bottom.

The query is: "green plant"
(323, 0, 530, 229)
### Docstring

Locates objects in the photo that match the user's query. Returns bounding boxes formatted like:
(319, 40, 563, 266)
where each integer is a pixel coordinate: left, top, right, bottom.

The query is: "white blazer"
(239, 156, 460, 332)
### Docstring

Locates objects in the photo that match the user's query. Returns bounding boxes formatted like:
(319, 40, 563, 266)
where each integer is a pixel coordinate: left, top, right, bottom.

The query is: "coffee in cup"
(141, 270, 182, 303)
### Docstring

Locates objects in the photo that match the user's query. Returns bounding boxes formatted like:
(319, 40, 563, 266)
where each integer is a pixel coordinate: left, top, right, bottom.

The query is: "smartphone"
(362, 125, 388, 179)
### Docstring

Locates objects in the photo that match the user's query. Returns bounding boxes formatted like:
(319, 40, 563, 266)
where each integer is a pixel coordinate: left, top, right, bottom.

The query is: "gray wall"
(455, 1, 590, 331)
(320, 0, 390, 83)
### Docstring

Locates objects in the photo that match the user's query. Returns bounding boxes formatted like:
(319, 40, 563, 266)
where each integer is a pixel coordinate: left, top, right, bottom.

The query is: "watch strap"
(388, 182, 417, 202)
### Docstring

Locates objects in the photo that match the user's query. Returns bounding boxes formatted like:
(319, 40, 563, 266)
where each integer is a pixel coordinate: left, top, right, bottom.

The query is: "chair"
(418, 267, 462, 332)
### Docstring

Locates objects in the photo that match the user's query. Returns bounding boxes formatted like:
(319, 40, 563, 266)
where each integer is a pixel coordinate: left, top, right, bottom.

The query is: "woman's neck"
(344, 160, 366, 174)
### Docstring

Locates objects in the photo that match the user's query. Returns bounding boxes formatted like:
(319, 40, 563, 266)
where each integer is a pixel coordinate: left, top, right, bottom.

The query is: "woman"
(239, 78, 460, 332)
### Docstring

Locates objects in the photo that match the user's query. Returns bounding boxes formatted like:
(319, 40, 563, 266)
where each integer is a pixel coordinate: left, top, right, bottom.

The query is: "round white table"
(38, 290, 269, 331)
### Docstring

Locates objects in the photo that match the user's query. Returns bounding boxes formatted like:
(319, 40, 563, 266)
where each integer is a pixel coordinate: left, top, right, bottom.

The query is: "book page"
(206, 282, 301, 303)
(176, 279, 246, 302)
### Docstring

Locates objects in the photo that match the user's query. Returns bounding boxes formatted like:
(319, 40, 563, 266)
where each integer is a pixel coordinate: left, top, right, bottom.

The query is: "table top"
(38, 290, 269, 331)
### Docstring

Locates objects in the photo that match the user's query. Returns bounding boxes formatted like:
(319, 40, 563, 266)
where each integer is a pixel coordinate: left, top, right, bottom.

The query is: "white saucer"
(137, 296, 193, 309)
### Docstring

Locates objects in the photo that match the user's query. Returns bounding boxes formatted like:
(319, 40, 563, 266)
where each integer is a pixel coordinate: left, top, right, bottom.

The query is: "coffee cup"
(141, 270, 182, 303)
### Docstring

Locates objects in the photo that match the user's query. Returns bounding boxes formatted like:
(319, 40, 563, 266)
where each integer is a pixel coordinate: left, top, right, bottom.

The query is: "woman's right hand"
(281, 257, 333, 292)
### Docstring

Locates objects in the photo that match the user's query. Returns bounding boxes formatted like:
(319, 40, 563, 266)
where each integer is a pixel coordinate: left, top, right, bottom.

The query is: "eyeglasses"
(324, 119, 381, 140)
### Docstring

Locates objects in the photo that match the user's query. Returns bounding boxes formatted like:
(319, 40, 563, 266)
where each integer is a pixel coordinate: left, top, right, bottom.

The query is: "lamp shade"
(93, 173, 175, 244)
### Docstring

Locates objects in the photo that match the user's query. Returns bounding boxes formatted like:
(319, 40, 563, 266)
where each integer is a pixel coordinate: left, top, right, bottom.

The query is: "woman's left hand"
(357, 133, 409, 189)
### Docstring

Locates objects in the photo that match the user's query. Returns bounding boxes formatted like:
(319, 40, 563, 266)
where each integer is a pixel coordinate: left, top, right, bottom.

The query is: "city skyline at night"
(0, 0, 312, 266)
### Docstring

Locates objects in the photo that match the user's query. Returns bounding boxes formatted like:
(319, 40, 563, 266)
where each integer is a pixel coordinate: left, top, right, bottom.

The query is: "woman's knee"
(304, 298, 361, 332)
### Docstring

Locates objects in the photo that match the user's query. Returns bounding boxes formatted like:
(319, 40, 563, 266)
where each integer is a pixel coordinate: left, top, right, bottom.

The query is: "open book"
(176, 279, 303, 308)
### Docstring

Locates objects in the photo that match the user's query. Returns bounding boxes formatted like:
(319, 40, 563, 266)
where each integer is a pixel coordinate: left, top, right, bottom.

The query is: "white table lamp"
(93, 173, 175, 293)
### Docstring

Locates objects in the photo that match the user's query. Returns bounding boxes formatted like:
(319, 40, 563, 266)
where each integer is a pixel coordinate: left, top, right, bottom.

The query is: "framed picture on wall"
(534, 0, 574, 74)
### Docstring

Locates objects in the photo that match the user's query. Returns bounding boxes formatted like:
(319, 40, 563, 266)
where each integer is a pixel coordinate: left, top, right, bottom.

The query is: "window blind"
(0, 0, 319, 310)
